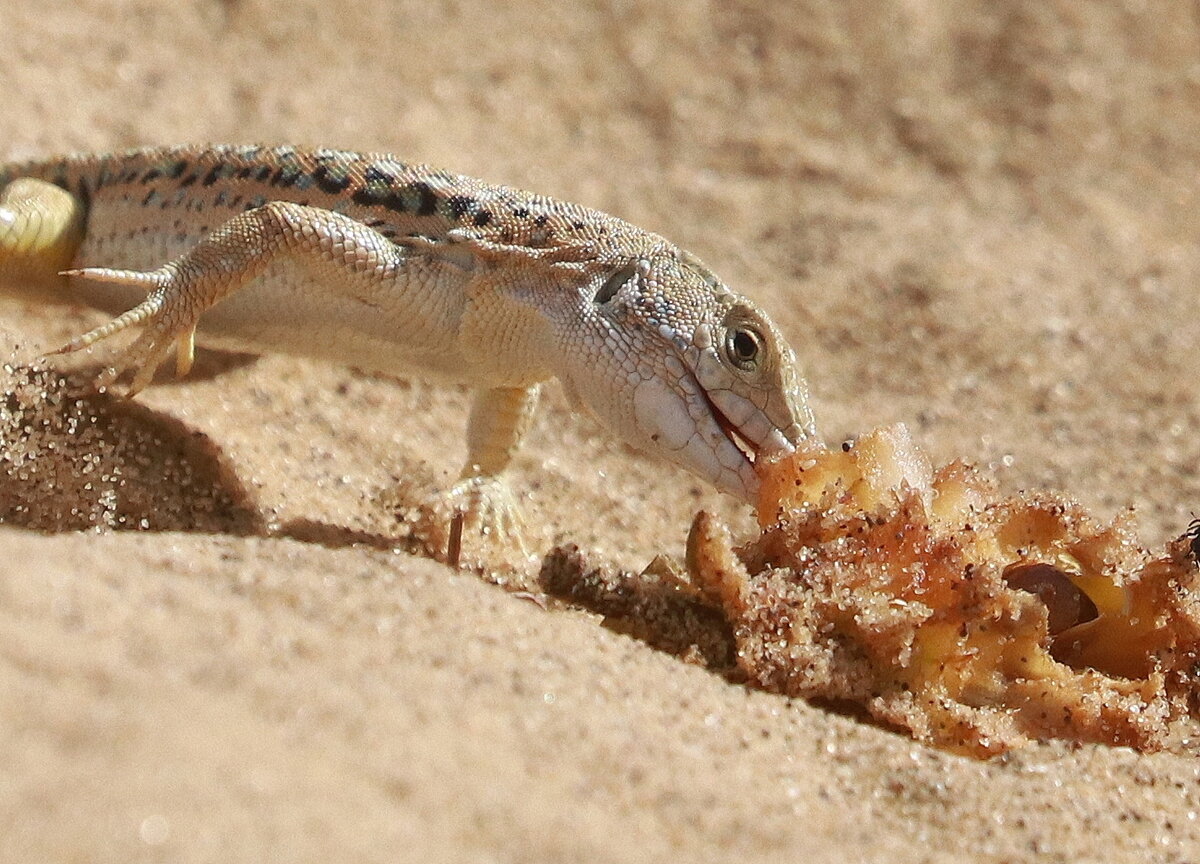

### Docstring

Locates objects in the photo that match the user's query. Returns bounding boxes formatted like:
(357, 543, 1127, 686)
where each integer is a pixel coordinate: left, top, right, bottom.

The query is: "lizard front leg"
(52, 200, 410, 394)
(463, 385, 539, 481)
(441, 385, 540, 557)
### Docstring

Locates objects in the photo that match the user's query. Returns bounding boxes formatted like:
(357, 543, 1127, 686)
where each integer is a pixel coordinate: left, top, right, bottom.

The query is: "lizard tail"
(0, 176, 87, 303)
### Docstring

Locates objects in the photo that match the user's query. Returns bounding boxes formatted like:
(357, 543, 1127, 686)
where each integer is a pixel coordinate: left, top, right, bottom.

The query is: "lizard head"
(559, 249, 818, 502)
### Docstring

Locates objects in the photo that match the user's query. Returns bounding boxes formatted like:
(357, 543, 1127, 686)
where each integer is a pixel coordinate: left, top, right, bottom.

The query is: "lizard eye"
(725, 325, 763, 371)
(594, 263, 638, 306)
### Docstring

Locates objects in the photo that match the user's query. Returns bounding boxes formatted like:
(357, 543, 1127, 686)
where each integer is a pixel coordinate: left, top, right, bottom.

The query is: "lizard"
(0, 144, 818, 551)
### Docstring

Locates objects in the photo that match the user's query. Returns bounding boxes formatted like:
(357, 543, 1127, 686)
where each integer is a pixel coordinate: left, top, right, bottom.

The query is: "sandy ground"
(4, 0, 1200, 861)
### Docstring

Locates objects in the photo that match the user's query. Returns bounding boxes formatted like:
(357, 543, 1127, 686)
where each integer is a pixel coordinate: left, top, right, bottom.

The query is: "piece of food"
(686, 424, 1200, 757)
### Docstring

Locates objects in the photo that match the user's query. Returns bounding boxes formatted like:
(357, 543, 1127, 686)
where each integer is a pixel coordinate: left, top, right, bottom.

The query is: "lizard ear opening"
(593, 262, 639, 306)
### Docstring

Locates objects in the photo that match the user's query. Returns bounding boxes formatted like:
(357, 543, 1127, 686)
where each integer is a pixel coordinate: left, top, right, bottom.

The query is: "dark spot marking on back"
(572, 220, 585, 230)
(236, 167, 254, 180)
(534, 213, 549, 227)
(179, 173, 199, 188)
(169, 160, 189, 179)
(411, 182, 437, 217)
(513, 207, 529, 218)
(255, 165, 272, 183)
(270, 166, 300, 188)
(350, 186, 398, 211)
(472, 209, 493, 227)
(313, 164, 352, 195)
(447, 195, 475, 220)
(364, 165, 394, 184)
(142, 168, 162, 183)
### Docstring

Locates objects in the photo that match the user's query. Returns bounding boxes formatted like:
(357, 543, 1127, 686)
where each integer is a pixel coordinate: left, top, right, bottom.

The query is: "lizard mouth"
(701, 389, 759, 467)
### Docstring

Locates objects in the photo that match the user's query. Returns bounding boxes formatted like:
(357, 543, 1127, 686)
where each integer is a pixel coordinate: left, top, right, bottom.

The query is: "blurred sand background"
(4, 0, 1200, 861)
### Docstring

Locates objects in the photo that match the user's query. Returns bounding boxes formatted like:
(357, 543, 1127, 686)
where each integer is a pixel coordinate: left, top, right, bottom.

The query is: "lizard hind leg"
(0, 178, 87, 298)
(45, 200, 410, 397)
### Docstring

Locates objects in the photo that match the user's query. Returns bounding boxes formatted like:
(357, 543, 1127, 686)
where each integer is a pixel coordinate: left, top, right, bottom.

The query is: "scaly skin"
(0, 145, 818, 541)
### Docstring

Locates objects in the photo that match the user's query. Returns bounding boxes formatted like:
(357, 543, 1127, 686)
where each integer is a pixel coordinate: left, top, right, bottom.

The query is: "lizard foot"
(50, 263, 197, 395)
(444, 475, 530, 565)
(406, 475, 531, 569)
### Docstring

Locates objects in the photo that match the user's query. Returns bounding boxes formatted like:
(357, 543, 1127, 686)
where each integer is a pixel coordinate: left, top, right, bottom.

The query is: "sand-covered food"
(686, 425, 1200, 757)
